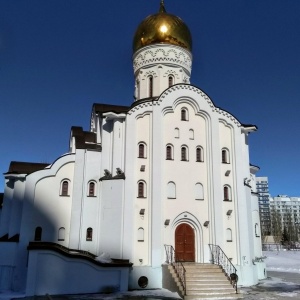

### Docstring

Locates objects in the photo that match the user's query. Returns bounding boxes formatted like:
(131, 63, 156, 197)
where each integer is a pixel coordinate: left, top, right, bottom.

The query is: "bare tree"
(270, 207, 282, 251)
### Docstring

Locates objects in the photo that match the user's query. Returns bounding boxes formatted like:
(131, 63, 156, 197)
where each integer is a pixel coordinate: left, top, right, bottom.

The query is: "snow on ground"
(2, 251, 300, 299)
(264, 250, 300, 273)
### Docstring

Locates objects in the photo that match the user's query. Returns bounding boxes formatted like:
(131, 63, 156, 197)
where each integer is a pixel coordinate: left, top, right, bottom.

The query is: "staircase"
(184, 263, 242, 299)
(168, 263, 242, 300)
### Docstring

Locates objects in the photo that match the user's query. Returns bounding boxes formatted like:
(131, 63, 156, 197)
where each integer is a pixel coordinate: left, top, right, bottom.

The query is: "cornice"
(128, 84, 242, 126)
(133, 44, 192, 75)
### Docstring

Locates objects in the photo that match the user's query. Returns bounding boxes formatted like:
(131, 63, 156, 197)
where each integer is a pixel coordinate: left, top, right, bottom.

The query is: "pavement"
(239, 271, 300, 299)
(3, 271, 300, 300)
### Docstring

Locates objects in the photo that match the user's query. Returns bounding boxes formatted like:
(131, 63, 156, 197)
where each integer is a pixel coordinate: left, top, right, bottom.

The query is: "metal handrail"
(208, 244, 238, 293)
(164, 244, 186, 295)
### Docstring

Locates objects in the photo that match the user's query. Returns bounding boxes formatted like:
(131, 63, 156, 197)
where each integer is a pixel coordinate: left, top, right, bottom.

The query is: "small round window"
(138, 276, 148, 288)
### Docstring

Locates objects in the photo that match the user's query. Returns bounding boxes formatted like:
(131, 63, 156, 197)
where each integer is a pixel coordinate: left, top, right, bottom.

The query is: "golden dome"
(133, 1, 192, 52)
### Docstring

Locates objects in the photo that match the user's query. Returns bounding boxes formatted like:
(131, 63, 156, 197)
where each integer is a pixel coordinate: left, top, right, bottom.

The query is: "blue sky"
(0, 0, 299, 196)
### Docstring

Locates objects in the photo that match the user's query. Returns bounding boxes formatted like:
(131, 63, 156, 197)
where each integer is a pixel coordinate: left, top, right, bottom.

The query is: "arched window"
(224, 185, 231, 201)
(222, 148, 229, 163)
(58, 227, 65, 241)
(34, 227, 42, 241)
(195, 183, 204, 200)
(189, 129, 194, 140)
(86, 227, 93, 241)
(226, 228, 232, 242)
(174, 128, 179, 138)
(61, 180, 69, 196)
(88, 182, 96, 196)
(181, 146, 188, 161)
(168, 75, 174, 87)
(167, 182, 176, 199)
(148, 76, 153, 97)
(166, 145, 173, 160)
(181, 108, 188, 121)
(196, 147, 203, 162)
(138, 181, 146, 198)
(138, 228, 144, 242)
(138, 143, 146, 158)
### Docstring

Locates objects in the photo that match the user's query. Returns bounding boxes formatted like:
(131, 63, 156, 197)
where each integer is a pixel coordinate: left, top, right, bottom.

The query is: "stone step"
(186, 280, 230, 285)
(187, 287, 235, 293)
(186, 273, 226, 278)
(185, 269, 225, 274)
(184, 293, 242, 300)
(186, 290, 237, 296)
(186, 283, 233, 289)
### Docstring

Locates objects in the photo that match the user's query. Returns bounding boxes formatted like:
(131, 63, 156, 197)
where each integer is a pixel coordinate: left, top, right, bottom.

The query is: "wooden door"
(175, 223, 195, 262)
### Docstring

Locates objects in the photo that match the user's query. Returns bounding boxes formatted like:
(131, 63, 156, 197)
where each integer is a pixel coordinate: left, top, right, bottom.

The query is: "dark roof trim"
(0, 233, 19, 242)
(27, 242, 132, 267)
(4, 162, 49, 175)
(93, 104, 130, 116)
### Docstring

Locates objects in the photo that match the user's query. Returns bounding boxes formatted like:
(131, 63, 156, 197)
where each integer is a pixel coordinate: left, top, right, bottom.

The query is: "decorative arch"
(174, 128, 179, 138)
(167, 181, 176, 199)
(171, 212, 204, 263)
(226, 228, 232, 242)
(189, 129, 194, 140)
(195, 183, 204, 200)
(58, 227, 65, 241)
(138, 228, 144, 242)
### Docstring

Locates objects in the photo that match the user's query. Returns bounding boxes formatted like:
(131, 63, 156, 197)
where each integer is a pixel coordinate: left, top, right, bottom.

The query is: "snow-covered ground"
(264, 250, 300, 273)
(1, 251, 300, 299)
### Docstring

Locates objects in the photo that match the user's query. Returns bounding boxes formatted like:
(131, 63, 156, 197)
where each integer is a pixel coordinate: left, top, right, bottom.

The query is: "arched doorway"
(175, 223, 195, 262)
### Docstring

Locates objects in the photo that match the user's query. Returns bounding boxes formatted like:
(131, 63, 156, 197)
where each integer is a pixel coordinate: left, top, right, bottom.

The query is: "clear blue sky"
(0, 0, 299, 196)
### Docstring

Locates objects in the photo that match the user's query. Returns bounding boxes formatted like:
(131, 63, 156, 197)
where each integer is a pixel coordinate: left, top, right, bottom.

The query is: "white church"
(0, 1, 266, 297)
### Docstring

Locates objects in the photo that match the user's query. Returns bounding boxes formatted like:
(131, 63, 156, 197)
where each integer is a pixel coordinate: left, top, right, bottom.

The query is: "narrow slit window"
(196, 147, 202, 162)
(86, 227, 93, 241)
(168, 76, 174, 87)
(61, 181, 69, 196)
(138, 182, 145, 198)
(181, 147, 187, 161)
(181, 109, 187, 121)
(139, 144, 145, 158)
(166, 145, 172, 160)
(149, 76, 153, 97)
(89, 182, 95, 196)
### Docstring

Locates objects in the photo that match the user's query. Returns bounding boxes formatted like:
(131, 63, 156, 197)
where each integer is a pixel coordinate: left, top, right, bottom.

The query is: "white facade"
(0, 2, 265, 295)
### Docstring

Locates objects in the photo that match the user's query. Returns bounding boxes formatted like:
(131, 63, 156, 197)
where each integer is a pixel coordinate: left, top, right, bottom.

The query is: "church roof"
(133, 1, 192, 52)
(71, 126, 101, 150)
(4, 161, 49, 175)
(93, 103, 130, 116)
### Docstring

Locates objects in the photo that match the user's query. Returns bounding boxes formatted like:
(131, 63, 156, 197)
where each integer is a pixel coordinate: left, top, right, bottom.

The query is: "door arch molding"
(171, 211, 204, 263)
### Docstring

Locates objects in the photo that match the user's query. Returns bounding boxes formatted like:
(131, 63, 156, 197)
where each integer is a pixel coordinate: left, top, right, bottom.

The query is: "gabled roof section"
(93, 103, 130, 116)
(4, 161, 49, 175)
(71, 126, 101, 150)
